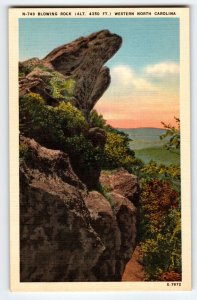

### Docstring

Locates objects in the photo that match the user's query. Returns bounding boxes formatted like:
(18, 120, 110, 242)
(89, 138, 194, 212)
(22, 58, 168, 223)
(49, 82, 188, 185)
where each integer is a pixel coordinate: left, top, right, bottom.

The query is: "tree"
(160, 117, 180, 152)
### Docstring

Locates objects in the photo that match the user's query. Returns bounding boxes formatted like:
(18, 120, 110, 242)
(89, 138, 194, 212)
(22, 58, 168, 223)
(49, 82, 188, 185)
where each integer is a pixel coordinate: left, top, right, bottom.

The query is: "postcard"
(9, 7, 191, 291)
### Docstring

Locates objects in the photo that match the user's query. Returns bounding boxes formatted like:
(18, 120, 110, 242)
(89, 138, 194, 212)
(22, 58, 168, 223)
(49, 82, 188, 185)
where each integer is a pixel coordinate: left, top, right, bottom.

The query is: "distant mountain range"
(118, 128, 167, 150)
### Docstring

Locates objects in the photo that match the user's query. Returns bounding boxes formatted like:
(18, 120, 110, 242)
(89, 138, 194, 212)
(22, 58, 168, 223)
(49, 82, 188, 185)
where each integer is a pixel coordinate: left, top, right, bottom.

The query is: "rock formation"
(19, 31, 139, 282)
(19, 30, 122, 188)
(100, 169, 140, 207)
(20, 136, 103, 282)
(19, 30, 122, 118)
(20, 137, 138, 281)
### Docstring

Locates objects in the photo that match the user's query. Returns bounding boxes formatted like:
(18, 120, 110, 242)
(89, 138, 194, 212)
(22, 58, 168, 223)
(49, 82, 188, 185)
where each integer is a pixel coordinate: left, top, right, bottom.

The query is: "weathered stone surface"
(98, 169, 139, 278)
(19, 57, 41, 73)
(20, 136, 104, 282)
(87, 66, 110, 111)
(109, 192, 137, 277)
(85, 189, 137, 281)
(85, 191, 121, 280)
(19, 30, 122, 117)
(20, 137, 138, 282)
(100, 168, 140, 207)
(19, 30, 122, 189)
(18, 30, 139, 282)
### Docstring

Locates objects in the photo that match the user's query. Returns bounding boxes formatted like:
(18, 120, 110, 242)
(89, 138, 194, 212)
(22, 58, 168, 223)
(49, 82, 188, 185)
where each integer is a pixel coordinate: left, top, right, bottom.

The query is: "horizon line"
(115, 126, 165, 130)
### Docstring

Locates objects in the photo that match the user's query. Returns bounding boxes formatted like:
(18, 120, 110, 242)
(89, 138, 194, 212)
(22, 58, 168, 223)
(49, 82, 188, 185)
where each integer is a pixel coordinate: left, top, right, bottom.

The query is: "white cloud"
(145, 62, 179, 77)
(111, 65, 156, 91)
(110, 65, 134, 86)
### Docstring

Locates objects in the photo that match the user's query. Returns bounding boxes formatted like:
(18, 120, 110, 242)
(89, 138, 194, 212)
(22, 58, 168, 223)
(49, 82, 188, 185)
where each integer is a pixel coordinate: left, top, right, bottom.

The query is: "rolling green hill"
(118, 128, 180, 165)
(134, 147, 180, 165)
(119, 128, 167, 150)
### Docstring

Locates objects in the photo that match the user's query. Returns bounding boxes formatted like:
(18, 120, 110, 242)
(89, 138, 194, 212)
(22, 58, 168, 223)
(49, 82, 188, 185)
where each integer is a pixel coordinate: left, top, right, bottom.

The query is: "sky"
(19, 18, 180, 128)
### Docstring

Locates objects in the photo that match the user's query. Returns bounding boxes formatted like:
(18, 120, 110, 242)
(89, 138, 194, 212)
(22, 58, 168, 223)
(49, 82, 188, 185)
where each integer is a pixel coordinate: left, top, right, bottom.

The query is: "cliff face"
(20, 137, 138, 281)
(20, 137, 102, 282)
(19, 30, 139, 282)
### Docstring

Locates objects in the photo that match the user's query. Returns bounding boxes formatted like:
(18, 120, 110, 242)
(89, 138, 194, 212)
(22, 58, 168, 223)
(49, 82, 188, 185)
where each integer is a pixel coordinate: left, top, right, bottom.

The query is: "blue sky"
(19, 18, 179, 68)
(19, 18, 180, 128)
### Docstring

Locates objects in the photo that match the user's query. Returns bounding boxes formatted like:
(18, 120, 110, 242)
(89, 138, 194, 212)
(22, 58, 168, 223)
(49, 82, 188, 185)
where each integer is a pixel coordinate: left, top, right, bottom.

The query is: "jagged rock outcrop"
(19, 30, 122, 117)
(19, 30, 122, 188)
(19, 31, 139, 282)
(85, 191, 121, 281)
(20, 137, 138, 281)
(44, 30, 122, 117)
(20, 136, 104, 282)
(100, 169, 140, 207)
(108, 192, 137, 277)
(98, 170, 139, 277)
(85, 190, 137, 281)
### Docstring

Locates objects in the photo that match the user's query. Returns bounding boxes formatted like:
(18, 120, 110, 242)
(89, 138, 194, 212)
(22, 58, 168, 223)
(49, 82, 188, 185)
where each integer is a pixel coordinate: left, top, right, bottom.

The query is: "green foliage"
(134, 123, 181, 281)
(140, 208, 181, 280)
(19, 143, 29, 160)
(50, 74, 75, 100)
(140, 161, 180, 181)
(19, 58, 40, 77)
(19, 63, 36, 77)
(138, 177, 181, 280)
(36, 64, 53, 72)
(55, 102, 88, 134)
(88, 110, 143, 172)
(135, 146, 180, 166)
(160, 117, 180, 151)
(64, 134, 103, 170)
(21, 92, 46, 104)
(19, 84, 182, 281)
(20, 92, 82, 145)
(89, 110, 107, 128)
(103, 130, 143, 172)
(104, 131, 128, 166)
(20, 92, 87, 141)
(19, 66, 33, 77)
(19, 92, 104, 185)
